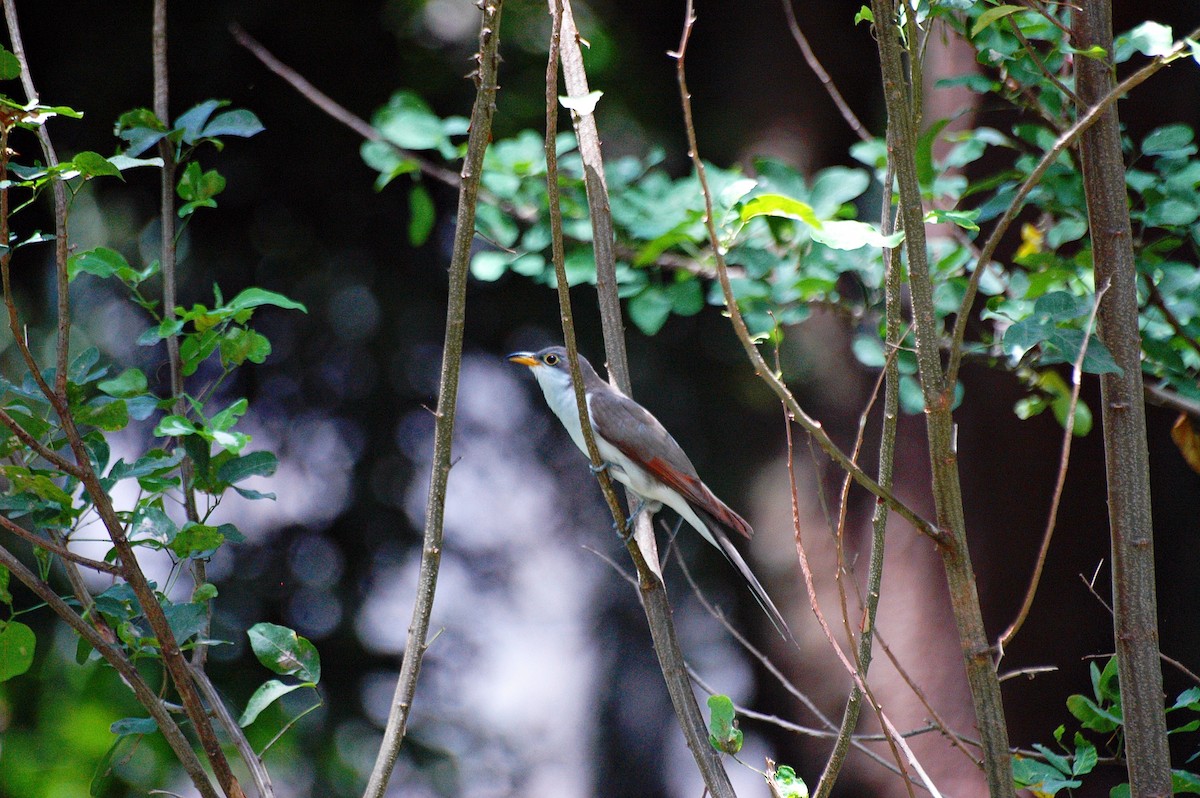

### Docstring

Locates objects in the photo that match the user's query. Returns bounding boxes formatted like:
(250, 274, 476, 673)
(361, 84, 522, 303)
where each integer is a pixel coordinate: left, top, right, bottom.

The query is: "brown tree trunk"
(1072, 4, 1171, 796)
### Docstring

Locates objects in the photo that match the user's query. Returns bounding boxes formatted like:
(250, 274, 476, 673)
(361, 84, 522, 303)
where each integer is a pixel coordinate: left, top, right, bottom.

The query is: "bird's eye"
(544, 353, 559, 365)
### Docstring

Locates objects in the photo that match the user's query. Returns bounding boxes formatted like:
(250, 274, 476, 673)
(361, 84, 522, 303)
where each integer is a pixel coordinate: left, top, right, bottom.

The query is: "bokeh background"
(1, 1, 1199, 796)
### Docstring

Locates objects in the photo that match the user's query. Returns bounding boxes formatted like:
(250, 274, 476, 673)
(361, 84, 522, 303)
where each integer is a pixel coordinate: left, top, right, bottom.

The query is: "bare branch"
(779, 0, 872, 143)
(0, 514, 121, 575)
(362, 4, 505, 795)
(998, 279, 1110, 653)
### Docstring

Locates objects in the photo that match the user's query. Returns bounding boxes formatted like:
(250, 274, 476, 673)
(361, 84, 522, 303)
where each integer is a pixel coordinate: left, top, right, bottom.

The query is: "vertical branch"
(867, 0, 1016, 794)
(1072, 5, 1171, 795)
(150, 0, 207, 670)
(551, 3, 734, 792)
(361, 3, 504, 796)
(556, 0, 628, 391)
(1, 0, 69, 400)
(813, 154, 902, 798)
(0, 0, 70, 395)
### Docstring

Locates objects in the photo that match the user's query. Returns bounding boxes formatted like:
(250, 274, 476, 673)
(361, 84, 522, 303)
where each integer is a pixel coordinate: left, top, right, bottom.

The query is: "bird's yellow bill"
(507, 353, 539, 366)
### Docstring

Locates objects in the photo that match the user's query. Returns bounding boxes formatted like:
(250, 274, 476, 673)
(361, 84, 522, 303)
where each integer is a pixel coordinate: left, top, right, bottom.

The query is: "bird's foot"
(589, 460, 611, 474)
(613, 499, 647, 543)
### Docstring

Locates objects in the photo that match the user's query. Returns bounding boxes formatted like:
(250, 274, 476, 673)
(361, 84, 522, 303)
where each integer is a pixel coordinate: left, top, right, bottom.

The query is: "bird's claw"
(589, 461, 610, 474)
(613, 499, 647, 543)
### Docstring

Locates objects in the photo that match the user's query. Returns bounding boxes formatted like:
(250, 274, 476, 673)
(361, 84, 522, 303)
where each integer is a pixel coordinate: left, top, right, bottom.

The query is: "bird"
(508, 345, 791, 638)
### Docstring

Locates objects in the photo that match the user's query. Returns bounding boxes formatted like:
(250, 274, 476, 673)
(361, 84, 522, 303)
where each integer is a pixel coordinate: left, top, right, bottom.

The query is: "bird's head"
(507, 346, 578, 393)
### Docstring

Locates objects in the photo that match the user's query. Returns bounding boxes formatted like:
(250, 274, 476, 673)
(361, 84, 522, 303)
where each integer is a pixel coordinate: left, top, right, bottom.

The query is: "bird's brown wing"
(589, 388, 753, 539)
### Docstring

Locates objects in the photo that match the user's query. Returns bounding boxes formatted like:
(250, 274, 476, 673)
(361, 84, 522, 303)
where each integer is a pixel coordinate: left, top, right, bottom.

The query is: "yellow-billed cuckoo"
(508, 345, 790, 637)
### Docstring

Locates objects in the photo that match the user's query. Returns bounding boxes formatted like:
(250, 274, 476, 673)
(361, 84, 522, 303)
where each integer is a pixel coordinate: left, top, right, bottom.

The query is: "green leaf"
(470, 251, 510, 281)
(130, 503, 178, 547)
(811, 220, 904, 250)
(169, 522, 224, 557)
(0, 565, 10, 605)
(210, 398, 248, 432)
(372, 91, 446, 151)
(1142, 124, 1195, 157)
(0, 47, 19, 81)
(769, 764, 809, 798)
(1114, 21, 1175, 63)
(247, 622, 321, 683)
(1072, 733, 1098, 777)
(199, 108, 265, 140)
(706, 694, 743, 754)
(192, 582, 219, 602)
(217, 451, 278, 484)
(971, 5, 1024, 38)
(115, 107, 168, 158)
(1145, 199, 1200, 228)
(76, 398, 129, 432)
(1096, 655, 1120, 703)
(174, 99, 224, 144)
(108, 449, 185, 483)
(161, 601, 208, 645)
(740, 193, 821, 227)
(67, 247, 131, 282)
(225, 287, 307, 314)
(1031, 743, 1073, 778)
(1066, 694, 1122, 732)
(155, 415, 197, 437)
(1173, 770, 1200, 794)
(628, 285, 674, 335)
(71, 151, 122, 179)
(110, 717, 158, 736)
(98, 368, 148, 398)
(219, 327, 272, 367)
(408, 183, 435, 246)
(666, 278, 704, 316)
(1012, 756, 1081, 795)
(809, 167, 870, 216)
(926, 208, 980, 231)
(106, 154, 163, 173)
(853, 5, 873, 24)
(239, 679, 307, 727)
(0, 620, 35, 681)
(176, 161, 226, 205)
(1172, 686, 1200, 711)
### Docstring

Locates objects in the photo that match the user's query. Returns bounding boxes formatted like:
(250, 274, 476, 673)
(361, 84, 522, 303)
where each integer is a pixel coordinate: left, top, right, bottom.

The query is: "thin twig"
(1079, 571, 1200, 688)
(190, 664, 276, 798)
(870, 624, 983, 767)
(1144, 382, 1200, 420)
(779, 0, 871, 143)
(998, 278, 1110, 653)
(361, 4, 504, 796)
(1005, 16, 1079, 106)
(0, 514, 121, 575)
(814, 165, 904, 798)
(0, 405, 84, 477)
(228, 24, 474, 204)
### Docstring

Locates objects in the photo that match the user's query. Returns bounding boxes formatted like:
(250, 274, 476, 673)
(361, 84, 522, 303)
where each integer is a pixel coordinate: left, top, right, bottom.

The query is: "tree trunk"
(1072, 5, 1171, 796)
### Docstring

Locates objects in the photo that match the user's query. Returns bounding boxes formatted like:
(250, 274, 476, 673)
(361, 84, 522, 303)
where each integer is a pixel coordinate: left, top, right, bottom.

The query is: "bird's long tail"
(695, 507, 794, 641)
